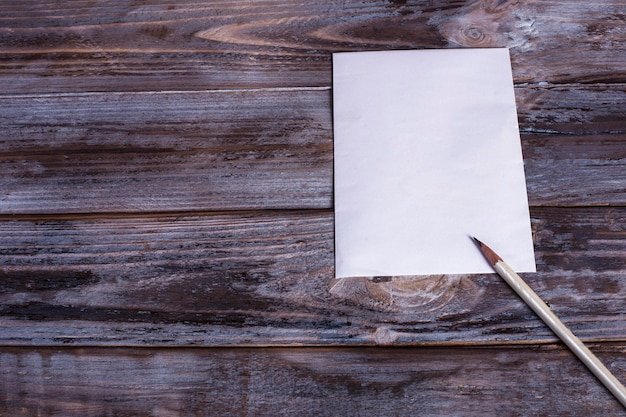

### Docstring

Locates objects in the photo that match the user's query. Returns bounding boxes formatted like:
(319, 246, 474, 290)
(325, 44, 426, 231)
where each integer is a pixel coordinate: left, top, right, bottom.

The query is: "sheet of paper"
(333, 48, 536, 278)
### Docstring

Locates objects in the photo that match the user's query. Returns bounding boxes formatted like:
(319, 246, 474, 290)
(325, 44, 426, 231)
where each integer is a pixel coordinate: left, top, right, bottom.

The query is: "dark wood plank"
(0, 88, 333, 213)
(517, 85, 626, 135)
(0, 0, 625, 93)
(524, 133, 626, 206)
(1, 345, 625, 415)
(1, 86, 624, 214)
(1, 207, 624, 346)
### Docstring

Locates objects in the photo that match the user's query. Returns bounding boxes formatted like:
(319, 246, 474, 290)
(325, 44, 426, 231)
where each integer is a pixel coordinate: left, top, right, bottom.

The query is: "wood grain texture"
(2, 345, 625, 416)
(0, 0, 625, 93)
(516, 85, 626, 135)
(1, 207, 624, 346)
(1, 0, 626, 413)
(1, 86, 624, 214)
(0, 88, 333, 213)
(524, 133, 626, 206)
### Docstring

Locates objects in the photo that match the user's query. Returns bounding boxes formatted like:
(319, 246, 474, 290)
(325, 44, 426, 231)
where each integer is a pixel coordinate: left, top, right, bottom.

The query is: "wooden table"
(1, 1, 625, 415)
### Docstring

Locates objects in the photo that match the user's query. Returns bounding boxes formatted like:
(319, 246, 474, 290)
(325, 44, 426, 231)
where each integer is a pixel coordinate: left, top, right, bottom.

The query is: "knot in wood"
(440, 19, 499, 48)
(463, 26, 486, 43)
(364, 275, 458, 310)
(330, 275, 478, 314)
(373, 326, 398, 346)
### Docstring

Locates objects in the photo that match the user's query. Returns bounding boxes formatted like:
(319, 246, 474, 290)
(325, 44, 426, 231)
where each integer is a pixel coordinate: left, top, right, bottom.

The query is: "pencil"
(472, 236, 626, 409)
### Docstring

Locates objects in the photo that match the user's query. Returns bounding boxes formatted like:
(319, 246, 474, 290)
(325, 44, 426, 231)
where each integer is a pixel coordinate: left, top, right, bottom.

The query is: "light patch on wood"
(330, 275, 482, 314)
(194, 16, 312, 49)
(434, 1, 537, 51)
(373, 326, 398, 345)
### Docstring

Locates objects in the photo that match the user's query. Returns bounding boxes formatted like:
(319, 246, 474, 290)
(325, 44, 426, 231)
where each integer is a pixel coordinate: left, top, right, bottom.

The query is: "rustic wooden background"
(1, 0, 625, 415)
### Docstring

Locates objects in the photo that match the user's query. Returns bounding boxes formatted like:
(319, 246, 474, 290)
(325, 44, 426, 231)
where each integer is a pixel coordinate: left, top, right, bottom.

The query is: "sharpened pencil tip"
(470, 235, 503, 266)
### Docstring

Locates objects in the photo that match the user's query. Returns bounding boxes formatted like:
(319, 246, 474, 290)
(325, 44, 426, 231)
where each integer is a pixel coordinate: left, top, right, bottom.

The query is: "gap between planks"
(0, 86, 331, 99)
(2, 82, 624, 99)
(2, 338, 626, 350)
(0, 208, 333, 221)
(1, 205, 625, 222)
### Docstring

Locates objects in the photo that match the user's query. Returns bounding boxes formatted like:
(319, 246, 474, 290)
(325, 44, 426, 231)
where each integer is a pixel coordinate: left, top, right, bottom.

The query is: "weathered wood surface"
(1, 85, 624, 214)
(0, 0, 625, 93)
(1, 207, 624, 346)
(1, 0, 625, 414)
(0, 88, 333, 213)
(2, 345, 626, 416)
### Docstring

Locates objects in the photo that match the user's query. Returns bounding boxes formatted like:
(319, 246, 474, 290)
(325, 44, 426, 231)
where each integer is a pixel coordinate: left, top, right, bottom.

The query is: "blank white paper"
(333, 48, 536, 278)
